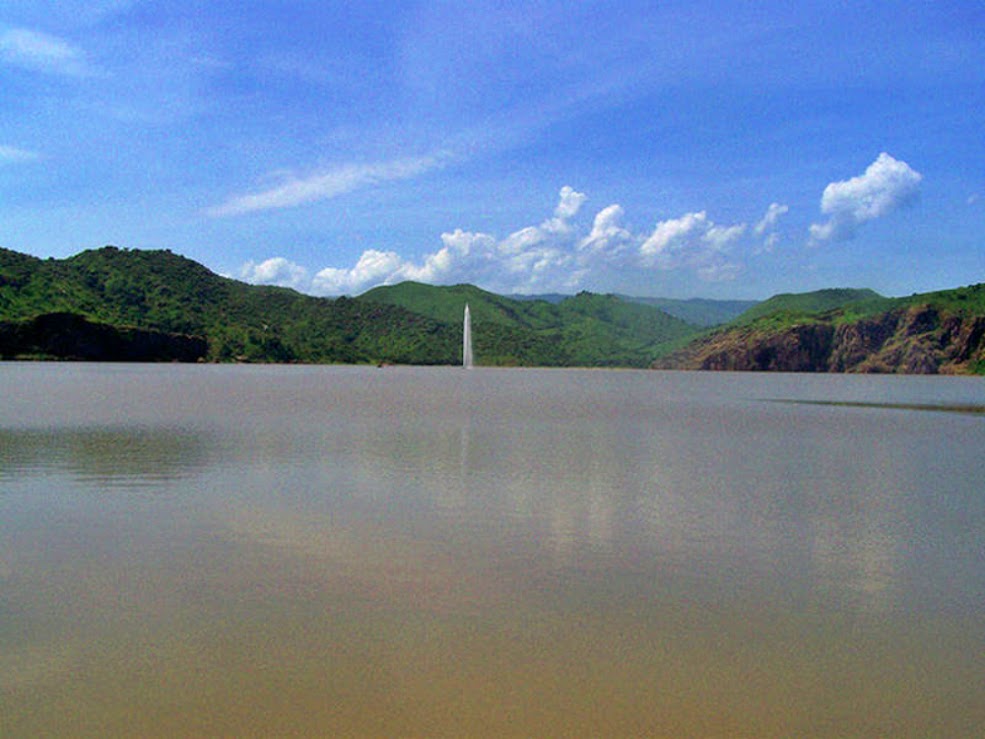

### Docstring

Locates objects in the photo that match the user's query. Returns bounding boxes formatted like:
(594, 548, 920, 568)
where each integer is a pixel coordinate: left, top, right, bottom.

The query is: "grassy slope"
(729, 285, 985, 330)
(358, 282, 701, 366)
(730, 288, 884, 325)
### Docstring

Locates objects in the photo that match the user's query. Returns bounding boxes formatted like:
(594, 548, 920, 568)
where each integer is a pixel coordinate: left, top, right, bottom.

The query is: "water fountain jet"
(463, 303, 473, 369)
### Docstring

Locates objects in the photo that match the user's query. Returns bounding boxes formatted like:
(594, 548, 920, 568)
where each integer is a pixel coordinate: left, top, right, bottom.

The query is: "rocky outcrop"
(0, 312, 207, 362)
(687, 323, 835, 372)
(655, 305, 985, 374)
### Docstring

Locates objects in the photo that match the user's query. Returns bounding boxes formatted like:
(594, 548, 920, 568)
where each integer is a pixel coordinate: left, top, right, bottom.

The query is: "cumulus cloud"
(704, 223, 747, 250)
(475, 186, 587, 290)
(242, 185, 761, 295)
(239, 183, 822, 295)
(638, 211, 745, 281)
(640, 211, 709, 262)
(554, 185, 587, 220)
(0, 27, 90, 76)
(809, 153, 922, 244)
(579, 204, 632, 255)
(312, 250, 408, 294)
(208, 154, 447, 217)
(310, 227, 513, 295)
(240, 257, 310, 290)
(301, 187, 590, 295)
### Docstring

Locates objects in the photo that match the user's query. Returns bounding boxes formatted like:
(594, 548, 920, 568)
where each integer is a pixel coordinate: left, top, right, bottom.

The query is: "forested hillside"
(9, 245, 980, 373)
(0, 246, 699, 366)
(0, 247, 456, 363)
(357, 282, 699, 366)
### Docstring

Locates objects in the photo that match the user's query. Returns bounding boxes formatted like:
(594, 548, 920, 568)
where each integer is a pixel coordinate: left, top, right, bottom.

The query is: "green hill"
(360, 282, 560, 330)
(731, 288, 884, 325)
(15, 245, 980, 372)
(0, 246, 458, 364)
(357, 282, 700, 366)
(1, 246, 702, 366)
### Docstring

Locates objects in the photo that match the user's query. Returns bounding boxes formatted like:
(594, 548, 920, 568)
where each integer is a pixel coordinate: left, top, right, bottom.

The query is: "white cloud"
(807, 219, 838, 244)
(311, 249, 408, 295)
(309, 228, 514, 295)
(640, 211, 709, 262)
(0, 28, 90, 76)
(239, 257, 310, 290)
(704, 223, 747, 250)
(239, 184, 815, 295)
(490, 187, 586, 289)
(208, 154, 448, 217)
(754, 202, 789, 235)
(579, 204, 632, 255)
(243, 186, 759, 295)
(0, 144, 40, 164)
(301, 187, 591, 295)
(752, 202, 788, 252)
(554, 185, 587, 220)
(499, 225, 547, 255)
(438, 228, 497, 261)
(809, 152, 922, 244)
(638, 211, 745, 282)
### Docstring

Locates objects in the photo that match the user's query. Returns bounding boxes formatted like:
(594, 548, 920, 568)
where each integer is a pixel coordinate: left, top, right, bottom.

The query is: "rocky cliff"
(655, 304, 985, 374)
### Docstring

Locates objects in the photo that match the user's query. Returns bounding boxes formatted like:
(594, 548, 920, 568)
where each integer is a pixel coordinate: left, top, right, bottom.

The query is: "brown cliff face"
(692, 323, 834, 372)
(656, 305, 985, 374)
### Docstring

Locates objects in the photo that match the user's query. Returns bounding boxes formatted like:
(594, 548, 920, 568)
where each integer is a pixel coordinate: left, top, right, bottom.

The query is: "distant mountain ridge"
(511, 292, 756, 326)
(617, 295, 758, 326)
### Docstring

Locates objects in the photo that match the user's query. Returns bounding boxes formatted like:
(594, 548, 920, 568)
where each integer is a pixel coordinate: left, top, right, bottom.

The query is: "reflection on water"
(1, 364, 984, 736)
(0, 427, 212, 489)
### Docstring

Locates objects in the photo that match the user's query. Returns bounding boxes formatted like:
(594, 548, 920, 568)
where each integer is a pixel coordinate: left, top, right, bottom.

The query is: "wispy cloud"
(0, 27, 91, 77)
(207, 154, 449, 217)
(0, 145, 40, 164)
(752, 202, 789, 252)
(754, 202, 789, 235)
(809, 153, 922, 244)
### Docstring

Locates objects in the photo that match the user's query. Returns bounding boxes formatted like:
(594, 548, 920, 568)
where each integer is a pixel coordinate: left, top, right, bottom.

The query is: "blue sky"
(1, 1, 983, 299)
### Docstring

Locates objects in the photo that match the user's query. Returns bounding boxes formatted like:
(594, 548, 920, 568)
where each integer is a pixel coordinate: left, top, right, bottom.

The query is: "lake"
(1, 363, 984, 736)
